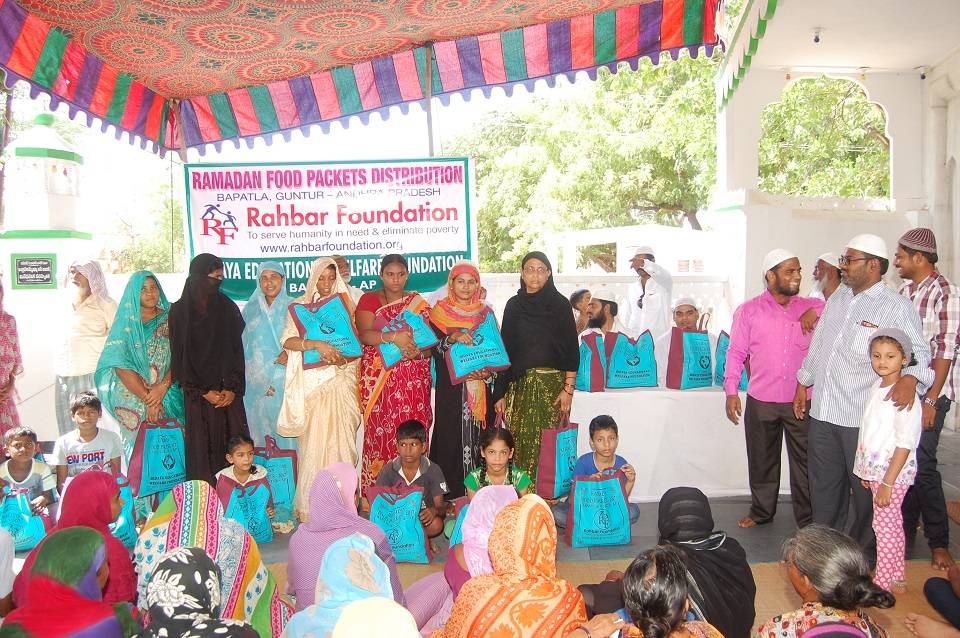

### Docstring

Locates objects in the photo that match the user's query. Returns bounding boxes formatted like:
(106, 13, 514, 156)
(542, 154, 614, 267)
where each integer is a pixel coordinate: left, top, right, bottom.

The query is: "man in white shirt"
(584, 296, 627, 335)
(654, 297, 717, 386)
(55, 260, 117, 435)
(624, 246, 673, 340)
(810, 252, 842, 301)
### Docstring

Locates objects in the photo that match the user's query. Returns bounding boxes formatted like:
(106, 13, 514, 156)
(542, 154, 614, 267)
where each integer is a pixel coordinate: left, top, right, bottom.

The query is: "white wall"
(740, 191, 926, 300)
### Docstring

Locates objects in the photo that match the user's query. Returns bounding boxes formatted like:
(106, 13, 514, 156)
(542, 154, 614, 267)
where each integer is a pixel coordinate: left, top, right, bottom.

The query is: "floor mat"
(268, 559, 947, 636)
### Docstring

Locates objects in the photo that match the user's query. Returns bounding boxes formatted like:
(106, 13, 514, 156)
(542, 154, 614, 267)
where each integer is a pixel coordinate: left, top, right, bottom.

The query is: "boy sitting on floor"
(50, 391, 121, 493)
(375, 419, 448, 537)
(0, 427, 55, 515)
(552, 414, 639, 527)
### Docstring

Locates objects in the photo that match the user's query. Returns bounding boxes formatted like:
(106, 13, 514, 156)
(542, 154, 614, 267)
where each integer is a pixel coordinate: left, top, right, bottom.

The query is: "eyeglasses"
(636, 294, 645, 309)
(838, 256, 873, 267)
(522, 267, 549, 276)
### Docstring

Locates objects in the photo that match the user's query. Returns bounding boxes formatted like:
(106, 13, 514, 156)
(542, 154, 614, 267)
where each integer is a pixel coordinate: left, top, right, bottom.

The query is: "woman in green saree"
(95, 271, 184, 516)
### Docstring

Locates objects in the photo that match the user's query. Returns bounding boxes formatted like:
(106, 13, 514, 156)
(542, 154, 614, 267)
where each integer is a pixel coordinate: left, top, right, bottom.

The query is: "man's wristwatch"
(923, 396, 938, 408)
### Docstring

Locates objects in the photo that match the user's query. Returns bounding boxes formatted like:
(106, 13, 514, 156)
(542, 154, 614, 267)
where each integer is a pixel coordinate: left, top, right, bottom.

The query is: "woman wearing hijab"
(408, 485, 518, 633)
(135, 480, 293, 636)
(279, 257, 361, 514)
(286, 463, 403, 612)
(356, 254, 433, 489)
(56, 259, 118, 435)
(13, 470, 137, 606)
(169, 253, 249, 482)
(0, 280, 23, 436)
(284, 533, 395, 637)
(577, 487, 756, 638)
(429, 261, 499, 498)
(493, 252, 579, 478)
(242, 261, 296, 449)
(137, 546, 258, 638)
(332, 598, 420, 637)
(1, 527, 138, 638)
(95, 271, 185, 517)
(436, 494, 586, 638)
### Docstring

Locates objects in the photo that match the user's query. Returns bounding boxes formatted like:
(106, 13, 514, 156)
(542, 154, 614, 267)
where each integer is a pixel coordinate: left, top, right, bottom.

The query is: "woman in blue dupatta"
(284, 532, 395, 637)
(94, 271, 184, 516)
(241, 261, 296, 449)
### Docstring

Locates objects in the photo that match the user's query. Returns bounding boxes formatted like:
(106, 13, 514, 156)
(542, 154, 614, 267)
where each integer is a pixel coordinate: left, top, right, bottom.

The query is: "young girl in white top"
(853, 328, 922, 594)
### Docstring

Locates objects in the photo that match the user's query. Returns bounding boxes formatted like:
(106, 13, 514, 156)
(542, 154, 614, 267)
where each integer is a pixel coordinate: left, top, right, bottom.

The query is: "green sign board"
(11, 253, 57, 290)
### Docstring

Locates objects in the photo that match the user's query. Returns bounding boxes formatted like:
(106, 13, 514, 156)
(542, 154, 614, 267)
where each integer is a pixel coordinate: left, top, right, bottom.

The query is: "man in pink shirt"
(724, 249, 823, 529)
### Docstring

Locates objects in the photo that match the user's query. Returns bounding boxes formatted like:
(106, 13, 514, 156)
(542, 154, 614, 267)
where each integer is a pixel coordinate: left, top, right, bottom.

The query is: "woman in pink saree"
(0, 280, 23, 436)
(355, 254, 434, 490)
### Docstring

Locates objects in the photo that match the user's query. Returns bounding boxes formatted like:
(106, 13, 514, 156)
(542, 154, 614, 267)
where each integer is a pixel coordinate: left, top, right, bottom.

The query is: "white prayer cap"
(672, 296, 698, 310)
(846, 234, 888, 259)
(627, 245, 656, 261)
(817, 252, 841, 269)
(761, 248, 797, 275)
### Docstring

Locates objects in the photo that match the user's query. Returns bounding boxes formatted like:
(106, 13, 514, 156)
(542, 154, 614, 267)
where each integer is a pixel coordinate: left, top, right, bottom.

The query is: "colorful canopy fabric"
(0, 0, 721, 153)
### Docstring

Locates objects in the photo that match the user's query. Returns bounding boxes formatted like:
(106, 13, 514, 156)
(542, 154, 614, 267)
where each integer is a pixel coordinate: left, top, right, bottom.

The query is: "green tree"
(112, 184, 186, 273)
(758, 78, 890, 198)
(449, 52, 720, 272)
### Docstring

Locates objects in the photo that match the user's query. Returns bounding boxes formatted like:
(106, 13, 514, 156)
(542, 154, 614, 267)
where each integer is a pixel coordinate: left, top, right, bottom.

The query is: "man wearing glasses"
(794, 233, 933, 563)
(624, 246, 673, 340)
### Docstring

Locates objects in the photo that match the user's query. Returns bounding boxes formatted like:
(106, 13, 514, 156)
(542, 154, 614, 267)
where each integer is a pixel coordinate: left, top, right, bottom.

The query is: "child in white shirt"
(51, 391, 122, 492)
(853, 328, 922, 594)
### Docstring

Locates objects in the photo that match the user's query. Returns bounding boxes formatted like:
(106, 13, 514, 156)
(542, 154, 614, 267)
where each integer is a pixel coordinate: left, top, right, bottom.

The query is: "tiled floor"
(262, 429, 960, 566)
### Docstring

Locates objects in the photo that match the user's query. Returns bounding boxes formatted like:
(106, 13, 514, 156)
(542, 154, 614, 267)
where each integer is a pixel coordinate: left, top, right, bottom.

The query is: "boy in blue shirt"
(553, 414, 640, 527)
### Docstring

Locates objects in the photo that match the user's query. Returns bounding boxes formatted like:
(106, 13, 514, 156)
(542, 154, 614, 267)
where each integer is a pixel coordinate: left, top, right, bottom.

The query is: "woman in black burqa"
(578, 486, 757, 638)
(169, 253, 250, 483)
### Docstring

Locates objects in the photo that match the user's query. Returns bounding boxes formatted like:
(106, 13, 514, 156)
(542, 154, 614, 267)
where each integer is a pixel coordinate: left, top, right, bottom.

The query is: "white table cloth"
(569, 387, 790, 502)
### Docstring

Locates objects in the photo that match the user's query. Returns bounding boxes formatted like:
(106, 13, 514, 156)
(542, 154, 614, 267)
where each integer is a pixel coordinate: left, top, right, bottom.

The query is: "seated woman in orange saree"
(436, 494, 586, 638)
(356, 254, 434, 490)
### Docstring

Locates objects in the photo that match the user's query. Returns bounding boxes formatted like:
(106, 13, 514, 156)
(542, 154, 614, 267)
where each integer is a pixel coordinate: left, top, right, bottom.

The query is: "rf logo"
(201, 204, 238, 245)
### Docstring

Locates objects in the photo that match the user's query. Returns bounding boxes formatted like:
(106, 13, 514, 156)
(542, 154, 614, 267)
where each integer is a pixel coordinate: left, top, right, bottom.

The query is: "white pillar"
(716, 69, 787, 193)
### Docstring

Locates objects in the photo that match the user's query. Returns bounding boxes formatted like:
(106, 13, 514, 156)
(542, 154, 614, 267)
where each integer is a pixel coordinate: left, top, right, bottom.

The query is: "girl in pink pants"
(853, 329, 922, 593)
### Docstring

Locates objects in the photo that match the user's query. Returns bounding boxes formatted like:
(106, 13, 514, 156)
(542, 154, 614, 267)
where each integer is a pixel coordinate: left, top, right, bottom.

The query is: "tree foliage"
(112, 183, 186, 273)
(758, 76, 890, 198)
(448, 53, 720, 272)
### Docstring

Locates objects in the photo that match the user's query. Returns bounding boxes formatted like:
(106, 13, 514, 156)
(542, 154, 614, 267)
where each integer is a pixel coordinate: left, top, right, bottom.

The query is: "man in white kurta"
(624, 245, 673, 340)
(654, 297, 718, 387)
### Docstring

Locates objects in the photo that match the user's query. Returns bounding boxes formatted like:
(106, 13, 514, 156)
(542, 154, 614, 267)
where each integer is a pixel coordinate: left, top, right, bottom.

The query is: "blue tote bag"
(219, 477, 274, 545)
(565, 471, 631, 548)
(575, 332, 606, 392)
(109, 474, 138, 550)
(0, 488, 49, 551)
(289, 294, 362, 368)
(254, 435, 298, 525)
(444, 313, 511, 384)
(378, 310, 439, 369)
(128, 418, 186, 498)
(535, 420, 579, 499)
(715, 330, 748, 391)
(367, 485, 431, 563)
(604, 330, 657, 388)
(665, 318, 714, 390)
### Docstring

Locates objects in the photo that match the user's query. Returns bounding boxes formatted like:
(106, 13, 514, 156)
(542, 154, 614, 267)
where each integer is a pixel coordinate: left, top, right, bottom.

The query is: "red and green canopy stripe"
(0, 0, 720, 154)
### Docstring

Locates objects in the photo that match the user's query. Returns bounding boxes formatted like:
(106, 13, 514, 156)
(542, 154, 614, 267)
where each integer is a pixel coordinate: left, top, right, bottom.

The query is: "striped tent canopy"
(0, 0, 721, 154)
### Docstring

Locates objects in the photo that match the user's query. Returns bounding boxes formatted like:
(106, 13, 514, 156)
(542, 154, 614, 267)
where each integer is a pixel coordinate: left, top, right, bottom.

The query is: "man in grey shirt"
(794, 233, 933, 561)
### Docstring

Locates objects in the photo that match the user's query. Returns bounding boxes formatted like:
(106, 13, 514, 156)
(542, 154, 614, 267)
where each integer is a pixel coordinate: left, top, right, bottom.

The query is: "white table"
(570, 387, 789, 503)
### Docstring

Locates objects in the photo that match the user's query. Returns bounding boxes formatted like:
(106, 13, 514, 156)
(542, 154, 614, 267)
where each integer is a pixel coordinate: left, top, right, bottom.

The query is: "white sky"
(10, 75, 587, 244)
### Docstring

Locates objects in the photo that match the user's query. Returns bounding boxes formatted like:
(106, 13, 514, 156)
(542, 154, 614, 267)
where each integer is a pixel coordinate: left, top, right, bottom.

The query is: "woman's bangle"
(301, 338, 307, 350)
(578, 626, 592, 638)
(563, 388, 574, 396)
(379, 331, 385, 344)
(881, 481, 895, 488)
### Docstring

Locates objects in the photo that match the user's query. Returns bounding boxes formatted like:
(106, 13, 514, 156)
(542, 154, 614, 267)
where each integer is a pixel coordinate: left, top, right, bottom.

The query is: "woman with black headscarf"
(578, 487, 757, 638)
(493, 252, 579, 481)
(169, 253, 250, 483)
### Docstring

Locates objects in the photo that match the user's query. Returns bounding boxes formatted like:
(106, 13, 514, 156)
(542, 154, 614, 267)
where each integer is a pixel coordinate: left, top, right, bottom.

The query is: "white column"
(716, 69, 787, 193)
